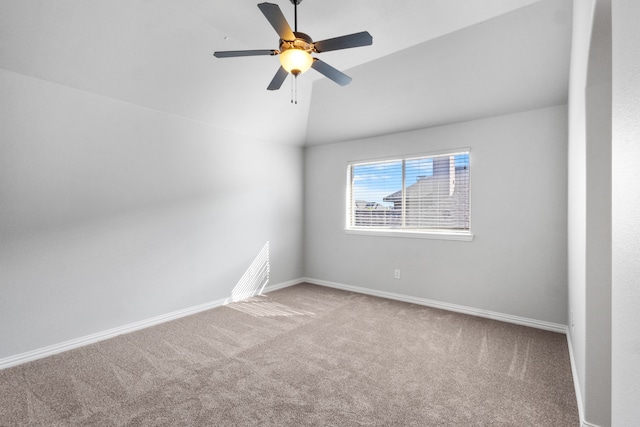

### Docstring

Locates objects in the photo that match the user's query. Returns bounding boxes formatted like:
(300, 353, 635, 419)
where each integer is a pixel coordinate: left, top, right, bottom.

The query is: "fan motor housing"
(280, 32, 313, 54)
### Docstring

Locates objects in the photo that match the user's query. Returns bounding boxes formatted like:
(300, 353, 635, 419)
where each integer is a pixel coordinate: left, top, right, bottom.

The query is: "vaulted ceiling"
(0, 0, 572, 146)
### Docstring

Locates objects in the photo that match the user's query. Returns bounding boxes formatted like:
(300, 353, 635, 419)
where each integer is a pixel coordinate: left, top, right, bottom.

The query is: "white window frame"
(345, 149, 473, 241)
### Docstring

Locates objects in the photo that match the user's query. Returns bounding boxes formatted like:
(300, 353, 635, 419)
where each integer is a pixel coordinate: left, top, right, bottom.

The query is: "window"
(346, 150, 471, 239)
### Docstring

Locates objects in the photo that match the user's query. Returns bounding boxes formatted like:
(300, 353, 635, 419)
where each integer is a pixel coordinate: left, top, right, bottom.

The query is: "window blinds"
(348, 151, 470, 232)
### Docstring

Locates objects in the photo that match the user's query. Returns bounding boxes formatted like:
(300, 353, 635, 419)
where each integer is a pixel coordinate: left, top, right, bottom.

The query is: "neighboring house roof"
(381, 166, 470, 229)
(384, 166, 469, 202)
(383, 190, 402, 203)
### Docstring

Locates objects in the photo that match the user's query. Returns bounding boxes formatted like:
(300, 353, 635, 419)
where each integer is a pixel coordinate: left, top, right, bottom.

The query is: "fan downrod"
(289, 0, 302, 32)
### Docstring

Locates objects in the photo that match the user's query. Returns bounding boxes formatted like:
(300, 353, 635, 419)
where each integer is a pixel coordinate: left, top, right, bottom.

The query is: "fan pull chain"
(290, 75, 298, 104)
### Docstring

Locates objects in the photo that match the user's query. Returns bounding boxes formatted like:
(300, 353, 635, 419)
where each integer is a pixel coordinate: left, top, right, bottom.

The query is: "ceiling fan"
(213, 1, 373, 92)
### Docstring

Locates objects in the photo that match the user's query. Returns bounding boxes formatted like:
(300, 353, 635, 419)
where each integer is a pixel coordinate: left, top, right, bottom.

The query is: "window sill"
(344, 228, 474, 241)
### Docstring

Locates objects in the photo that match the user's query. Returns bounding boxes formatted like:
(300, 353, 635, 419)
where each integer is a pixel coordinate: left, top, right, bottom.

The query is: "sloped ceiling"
(307, 0, 573, 144)
(0, 0, 571, 146)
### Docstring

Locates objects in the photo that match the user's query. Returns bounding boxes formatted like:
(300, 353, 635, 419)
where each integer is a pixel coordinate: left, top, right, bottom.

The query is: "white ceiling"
(0, 0, 571, 146)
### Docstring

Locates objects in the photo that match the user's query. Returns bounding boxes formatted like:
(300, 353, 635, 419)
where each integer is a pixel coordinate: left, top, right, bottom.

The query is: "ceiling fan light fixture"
(213, 2, 373, 93)
(279, 48, 313, 76)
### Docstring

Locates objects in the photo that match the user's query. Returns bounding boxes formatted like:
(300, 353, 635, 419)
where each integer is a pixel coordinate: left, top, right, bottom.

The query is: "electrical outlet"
(394, 269, 401, 279)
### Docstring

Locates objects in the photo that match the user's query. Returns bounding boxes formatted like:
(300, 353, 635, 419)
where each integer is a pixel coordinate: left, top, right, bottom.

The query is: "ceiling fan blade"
(313, 31, 373, 53)
(267, 66, 289, 91)
(311, 59, 352, 86)
(258, 3, 295, 41)
(214, 49, 277, 58)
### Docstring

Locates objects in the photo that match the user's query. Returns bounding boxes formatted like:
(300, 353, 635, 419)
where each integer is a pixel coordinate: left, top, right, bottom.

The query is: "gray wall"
(0, 69, 304, 359)
(612, 0, 640, 424)
(304, 105, 568, 324)
(585, 0, 612, 424)
(567, 0, 590, 407)
(567, 0, 612, 425)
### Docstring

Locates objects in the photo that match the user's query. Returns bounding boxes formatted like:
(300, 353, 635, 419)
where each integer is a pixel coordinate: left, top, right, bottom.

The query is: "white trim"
(345, 228, 474, 241)
(566, 334, 603, 427)
(302, 277, 567, 333)
(346, 147, 472, 166)
(566, 333, 586, 426)
(0, 276, 584, 425)
(0, 277, 568, 369)
(0, 278, 303, 370)
(262, 278, 300, 293)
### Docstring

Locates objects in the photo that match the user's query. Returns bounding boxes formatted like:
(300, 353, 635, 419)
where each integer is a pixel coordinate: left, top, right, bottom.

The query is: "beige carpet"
(0, 283, 579, 426)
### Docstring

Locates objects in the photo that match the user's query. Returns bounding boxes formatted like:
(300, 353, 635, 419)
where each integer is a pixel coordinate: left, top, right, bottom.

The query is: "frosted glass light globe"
(279, 49, 313, 76)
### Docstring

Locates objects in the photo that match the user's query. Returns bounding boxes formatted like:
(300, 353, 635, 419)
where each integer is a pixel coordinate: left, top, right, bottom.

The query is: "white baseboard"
(301, 278, 593, 424)
(301, 277, 568, 334)
(2, 276, 587, 426)
(0, 278, 304, 370)
(0, 277, 568, 370)
(566, 333, 604, 427)
(566, 333, 586, 426)
(263, 278, 301, 293)
(270, 279, 595, 427)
